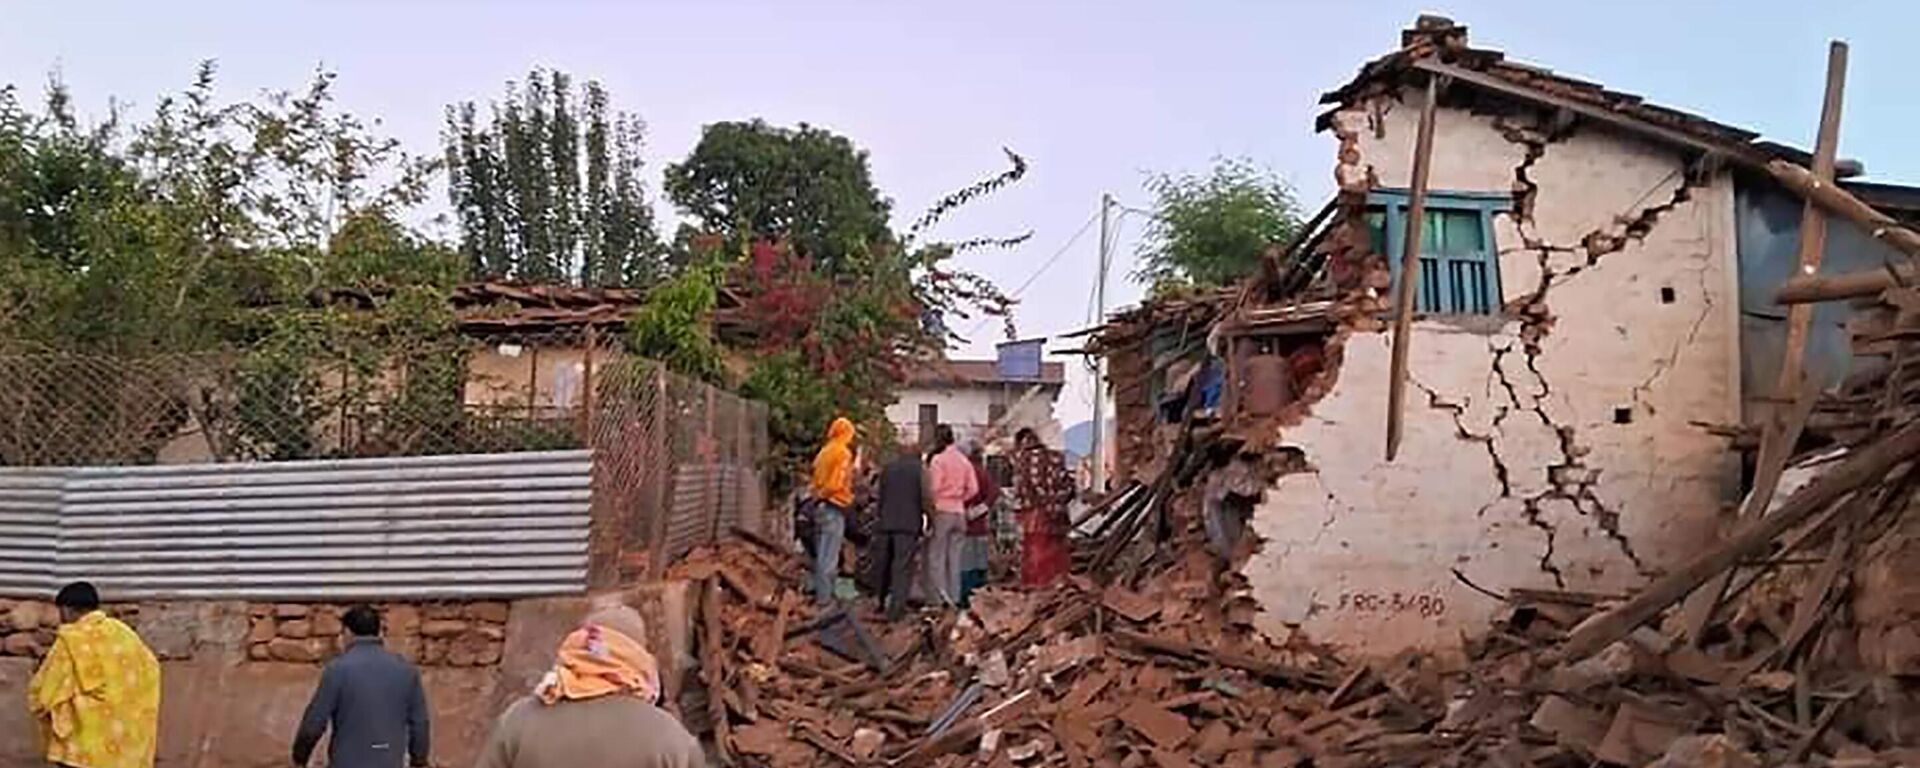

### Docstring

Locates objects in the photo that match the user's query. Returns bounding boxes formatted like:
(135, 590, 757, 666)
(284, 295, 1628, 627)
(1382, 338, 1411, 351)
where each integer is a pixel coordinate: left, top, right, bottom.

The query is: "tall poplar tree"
(443, 69, 660, 285)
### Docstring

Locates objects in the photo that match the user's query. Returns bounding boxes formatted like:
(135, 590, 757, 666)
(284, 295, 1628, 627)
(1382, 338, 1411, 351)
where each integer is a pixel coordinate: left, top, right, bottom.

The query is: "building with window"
(1091, 16, 1920, 656)
(885, 358, 1066, 450)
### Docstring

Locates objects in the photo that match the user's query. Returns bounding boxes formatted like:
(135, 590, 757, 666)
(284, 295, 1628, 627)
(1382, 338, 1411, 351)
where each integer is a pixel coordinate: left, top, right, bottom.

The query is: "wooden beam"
(1677, 376, 1820, 644)
(1776, 261, 1919, 304)
(1385, 73, 1441, 461)
(1769, 159, 1920, 273)
(1557, 419, 1920, 663)
(1775, 41, 1850, 394)
(1411, 59, 1764, 169)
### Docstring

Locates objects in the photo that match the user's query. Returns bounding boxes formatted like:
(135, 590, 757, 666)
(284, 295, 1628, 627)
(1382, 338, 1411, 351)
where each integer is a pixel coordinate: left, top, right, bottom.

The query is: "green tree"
(0, 65, 439, 353)
(444, 70, 660, 285)
(1134, 157, 1302, 289)
(664, 120, 892, 273)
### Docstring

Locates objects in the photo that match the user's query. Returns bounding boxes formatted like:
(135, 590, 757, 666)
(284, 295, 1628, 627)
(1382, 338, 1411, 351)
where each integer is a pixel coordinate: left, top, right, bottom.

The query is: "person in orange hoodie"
(809, 417, 857, 604)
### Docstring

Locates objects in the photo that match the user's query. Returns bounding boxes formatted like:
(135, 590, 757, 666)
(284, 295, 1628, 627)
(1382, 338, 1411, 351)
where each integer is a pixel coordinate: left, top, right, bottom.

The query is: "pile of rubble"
(672, 411, 1920, 767)
(674, 256, 1920, 763)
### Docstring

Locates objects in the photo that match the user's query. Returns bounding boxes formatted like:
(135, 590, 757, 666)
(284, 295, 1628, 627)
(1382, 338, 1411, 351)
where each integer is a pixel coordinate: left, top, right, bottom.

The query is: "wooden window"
(1368, 190, 1509, 315)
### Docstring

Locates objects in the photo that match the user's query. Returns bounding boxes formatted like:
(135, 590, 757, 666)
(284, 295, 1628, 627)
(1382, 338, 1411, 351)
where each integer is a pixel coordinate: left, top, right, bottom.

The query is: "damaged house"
(1092, 17, 1920, 657)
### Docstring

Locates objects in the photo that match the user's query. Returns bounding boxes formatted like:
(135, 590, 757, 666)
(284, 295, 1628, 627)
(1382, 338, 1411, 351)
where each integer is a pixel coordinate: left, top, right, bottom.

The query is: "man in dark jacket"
(872, 447, 934, 620)
(293, 605, 431, 768)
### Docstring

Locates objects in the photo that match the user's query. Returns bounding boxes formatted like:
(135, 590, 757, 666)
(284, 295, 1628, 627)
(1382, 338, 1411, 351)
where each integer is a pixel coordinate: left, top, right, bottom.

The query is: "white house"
(886, 358, 1066, 449)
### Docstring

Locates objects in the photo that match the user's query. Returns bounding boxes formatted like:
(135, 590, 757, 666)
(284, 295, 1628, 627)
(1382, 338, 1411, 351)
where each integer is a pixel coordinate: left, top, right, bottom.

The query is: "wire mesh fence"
(589, 357, 774, 582)
(0, 331, 774, 584)
(0, 329, 608, 466)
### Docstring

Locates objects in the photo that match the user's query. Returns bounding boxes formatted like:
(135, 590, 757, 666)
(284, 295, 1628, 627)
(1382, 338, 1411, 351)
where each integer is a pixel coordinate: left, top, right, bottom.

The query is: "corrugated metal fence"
(0, 469, 61, 596)
(0, 451, 592, 600)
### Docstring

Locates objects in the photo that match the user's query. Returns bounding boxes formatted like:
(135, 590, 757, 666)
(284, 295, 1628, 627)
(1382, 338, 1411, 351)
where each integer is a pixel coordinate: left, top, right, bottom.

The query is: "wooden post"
(582, 324, 597, 441)
(1385, 73, 1442, 461)
(1773, 41, 1849, 399)
(646, 366, 673, 579)
(527, 345, 540, 421)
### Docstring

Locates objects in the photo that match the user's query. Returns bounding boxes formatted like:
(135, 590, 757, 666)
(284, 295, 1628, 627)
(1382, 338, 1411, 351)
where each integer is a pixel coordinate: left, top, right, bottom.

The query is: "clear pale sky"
(7, 1, 1917, 426)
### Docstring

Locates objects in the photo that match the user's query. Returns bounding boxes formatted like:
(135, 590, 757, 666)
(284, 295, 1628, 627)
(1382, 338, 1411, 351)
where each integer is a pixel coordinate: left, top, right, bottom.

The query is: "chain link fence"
(0, 331, 774, 584)
(588, 357, 774, 582)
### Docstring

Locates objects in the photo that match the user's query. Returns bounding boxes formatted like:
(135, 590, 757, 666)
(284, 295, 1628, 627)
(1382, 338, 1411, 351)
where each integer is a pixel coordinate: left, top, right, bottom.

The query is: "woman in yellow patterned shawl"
(28, 581, 161, 768)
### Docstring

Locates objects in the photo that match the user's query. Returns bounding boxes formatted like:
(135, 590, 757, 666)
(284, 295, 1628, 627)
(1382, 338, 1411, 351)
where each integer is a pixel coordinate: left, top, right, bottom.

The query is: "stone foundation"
(245, 602, 510, 667)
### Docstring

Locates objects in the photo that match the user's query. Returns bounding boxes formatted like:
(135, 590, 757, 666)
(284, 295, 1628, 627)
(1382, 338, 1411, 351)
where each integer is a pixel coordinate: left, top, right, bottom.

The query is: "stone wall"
(0, 600, 199, 661)
(246, 602, 509, 667)
(0, 584, 695, 768)
(1243, 83, 1743, 657)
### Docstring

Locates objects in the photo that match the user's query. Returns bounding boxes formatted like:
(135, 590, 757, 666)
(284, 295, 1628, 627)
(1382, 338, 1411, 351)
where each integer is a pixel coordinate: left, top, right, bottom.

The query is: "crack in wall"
(1480, 115, 1712, 582)
(1411, 369, 1570, 586)
(1631, 258, 1719, 416)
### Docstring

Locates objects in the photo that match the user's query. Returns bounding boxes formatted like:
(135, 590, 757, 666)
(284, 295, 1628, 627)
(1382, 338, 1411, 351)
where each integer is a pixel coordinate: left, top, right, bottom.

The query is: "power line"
(964, 207, 1102, 339)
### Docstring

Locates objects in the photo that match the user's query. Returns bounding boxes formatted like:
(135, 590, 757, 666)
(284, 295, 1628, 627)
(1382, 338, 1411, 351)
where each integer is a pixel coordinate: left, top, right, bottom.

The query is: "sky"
(7, 0, 1919, 427)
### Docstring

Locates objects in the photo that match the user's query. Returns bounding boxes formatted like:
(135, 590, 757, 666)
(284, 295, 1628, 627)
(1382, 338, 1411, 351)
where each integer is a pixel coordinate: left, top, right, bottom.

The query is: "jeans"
(925, 512, 966, 606)
(812, 502, 847, 604)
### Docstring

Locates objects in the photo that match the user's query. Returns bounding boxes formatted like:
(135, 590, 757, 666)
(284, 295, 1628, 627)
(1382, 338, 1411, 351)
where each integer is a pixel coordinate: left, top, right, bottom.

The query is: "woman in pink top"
(924, 424, 978, 606)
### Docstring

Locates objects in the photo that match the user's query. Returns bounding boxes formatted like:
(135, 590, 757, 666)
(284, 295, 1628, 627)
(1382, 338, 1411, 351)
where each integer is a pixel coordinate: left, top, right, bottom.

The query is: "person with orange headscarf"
(808, 416, 857, 604)
(475, 605, 701, 768)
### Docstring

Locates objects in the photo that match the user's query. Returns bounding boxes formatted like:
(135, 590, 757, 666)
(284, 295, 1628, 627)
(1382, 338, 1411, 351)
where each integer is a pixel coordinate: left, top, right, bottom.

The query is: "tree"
(1134, 157, 1302, 289)
(444, 70, 660, 285)
(663, 120, 893, 273)
(637, 145, 1027, 468)
(0, 65, 440, 353)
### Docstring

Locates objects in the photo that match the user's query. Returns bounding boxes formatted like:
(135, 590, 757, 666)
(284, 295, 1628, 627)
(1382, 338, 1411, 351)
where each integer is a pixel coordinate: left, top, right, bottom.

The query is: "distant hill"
(1062, 420, 1093, 459)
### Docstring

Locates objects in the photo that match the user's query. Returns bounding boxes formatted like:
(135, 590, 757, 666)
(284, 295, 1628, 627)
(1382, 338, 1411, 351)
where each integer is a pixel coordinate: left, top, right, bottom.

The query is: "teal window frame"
(1369, 189, 1510, 316)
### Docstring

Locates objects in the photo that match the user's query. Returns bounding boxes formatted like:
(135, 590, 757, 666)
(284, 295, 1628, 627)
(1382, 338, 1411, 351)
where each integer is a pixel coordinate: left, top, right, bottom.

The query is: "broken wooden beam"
(1558, 419, 1920, 663)
(1769, 159, 1920, 274)
(701, 578, 735, 766)
(1112, 629, 1329, 687)
(1385, 71, 1441, 462)
(1773, 40, 1849, 398)
(1679, 376, 1821, 644)
(889, 690, 1035, 767)
(1777, 261, 1920, 304)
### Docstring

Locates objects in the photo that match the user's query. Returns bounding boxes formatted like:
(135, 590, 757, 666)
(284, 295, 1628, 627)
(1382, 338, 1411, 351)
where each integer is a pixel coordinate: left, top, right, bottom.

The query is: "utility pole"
(1091, 194, 1112, 495)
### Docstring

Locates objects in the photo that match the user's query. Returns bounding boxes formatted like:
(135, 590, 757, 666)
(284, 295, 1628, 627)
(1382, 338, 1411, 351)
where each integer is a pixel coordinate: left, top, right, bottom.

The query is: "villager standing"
(292, 605, 431, 768)
(959, 441, 1000, 607)
(1012, 428, 1075, 588)
(872, 446, 935, 620)
(475, 605, 701, 768)
(28, 581, 162, 768)
(809, 416, 858, 604)
(925, 425, 978, 607)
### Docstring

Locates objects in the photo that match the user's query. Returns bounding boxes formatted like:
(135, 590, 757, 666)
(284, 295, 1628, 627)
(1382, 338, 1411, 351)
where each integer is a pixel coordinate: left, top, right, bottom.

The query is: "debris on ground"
(666, 270, 1920, 765)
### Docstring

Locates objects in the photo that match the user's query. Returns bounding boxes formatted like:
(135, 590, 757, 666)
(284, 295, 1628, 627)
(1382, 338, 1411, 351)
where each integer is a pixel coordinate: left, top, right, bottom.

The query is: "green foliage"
(664, 120, 892, 274)
(226, 285, 467, 461)
(0, 65, 441, 353)
(1134, 156, 1302, 288)
(444, 70, 661, 285)
(626, 255, 726, 383)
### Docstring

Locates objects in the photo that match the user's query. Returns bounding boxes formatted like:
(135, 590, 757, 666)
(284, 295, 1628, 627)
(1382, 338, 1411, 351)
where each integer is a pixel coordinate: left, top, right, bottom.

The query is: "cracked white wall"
(1246, 85, 1742, 655)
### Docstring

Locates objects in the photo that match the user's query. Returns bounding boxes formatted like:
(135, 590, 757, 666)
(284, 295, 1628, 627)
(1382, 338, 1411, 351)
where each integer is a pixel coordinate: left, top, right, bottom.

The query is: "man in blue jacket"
(292, 605, 431, 768)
